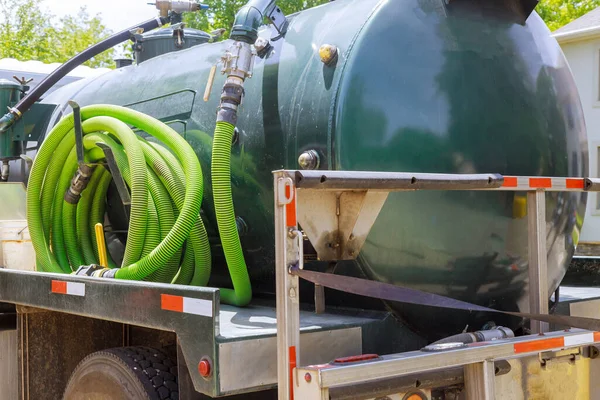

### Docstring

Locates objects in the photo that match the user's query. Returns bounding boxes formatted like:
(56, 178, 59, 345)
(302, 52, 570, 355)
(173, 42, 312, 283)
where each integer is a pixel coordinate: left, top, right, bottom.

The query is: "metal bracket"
(539, 348, 580, 366)
(68, 101, 85, 166)
(266, 5, 288, 39)
(96, 142, 132, 220)
(297, 190, 388, 260)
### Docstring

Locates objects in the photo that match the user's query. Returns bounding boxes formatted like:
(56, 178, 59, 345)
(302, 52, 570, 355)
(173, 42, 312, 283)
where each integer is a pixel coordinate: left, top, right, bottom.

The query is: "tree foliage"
(0, 0, 114, 67)
(183, 0, 328, 39)
(536, 0, 600, 31)
(184, 0, 598, 37)
(0, 0, 596, 68)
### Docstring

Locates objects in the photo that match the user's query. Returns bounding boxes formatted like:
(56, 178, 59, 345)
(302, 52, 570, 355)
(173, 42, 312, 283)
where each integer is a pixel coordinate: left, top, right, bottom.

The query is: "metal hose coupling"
(74, 264, 118, 278)
(216, 41, 256, 125)
(155, 0, 208, 18)
(64, 164, 96, 204)
(0, 109, 18, 132)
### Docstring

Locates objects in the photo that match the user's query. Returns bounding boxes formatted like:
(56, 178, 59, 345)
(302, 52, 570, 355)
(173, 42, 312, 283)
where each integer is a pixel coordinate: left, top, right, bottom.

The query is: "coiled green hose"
(27, 104, 253, 307)
(211, 121, 252, 306)
(27, 105, 209, 284)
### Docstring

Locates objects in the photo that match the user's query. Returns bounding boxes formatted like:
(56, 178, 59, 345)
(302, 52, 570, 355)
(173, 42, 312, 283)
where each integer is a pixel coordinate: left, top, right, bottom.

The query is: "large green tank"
(41, 0, 587, 339)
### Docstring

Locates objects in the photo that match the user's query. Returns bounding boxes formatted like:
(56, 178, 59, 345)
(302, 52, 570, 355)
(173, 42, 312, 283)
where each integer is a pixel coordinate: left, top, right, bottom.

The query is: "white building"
(554, 8, 600, 250)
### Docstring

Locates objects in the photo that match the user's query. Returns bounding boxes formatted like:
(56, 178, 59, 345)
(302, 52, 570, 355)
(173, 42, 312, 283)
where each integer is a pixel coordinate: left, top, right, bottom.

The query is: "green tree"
(0, 0, 114, 68)
(48, 8, 115, 68)
(536, 0, 600, 31)
(183, 0, 328, 39)
(0, 0, 53, 61)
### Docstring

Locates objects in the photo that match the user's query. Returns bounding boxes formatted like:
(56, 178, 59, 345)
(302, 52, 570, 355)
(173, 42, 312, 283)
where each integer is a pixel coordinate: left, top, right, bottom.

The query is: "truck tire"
(63, 346, 178, 400)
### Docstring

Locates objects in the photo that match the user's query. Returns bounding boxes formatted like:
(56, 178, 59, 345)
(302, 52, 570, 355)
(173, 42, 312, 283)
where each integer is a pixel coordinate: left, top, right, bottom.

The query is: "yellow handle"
(203, 65, 217, 102)
(95, 223, 108, 268)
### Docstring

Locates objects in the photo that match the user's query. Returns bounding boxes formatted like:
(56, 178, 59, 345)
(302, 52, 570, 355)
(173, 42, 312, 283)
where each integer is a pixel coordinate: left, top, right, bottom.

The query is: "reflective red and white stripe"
(285, 184, 297, 227)
(499, 176, 585, 191)
(161, 294, 212, 317)
(51, 280, 85, 297)
(513, 332, 600, 354)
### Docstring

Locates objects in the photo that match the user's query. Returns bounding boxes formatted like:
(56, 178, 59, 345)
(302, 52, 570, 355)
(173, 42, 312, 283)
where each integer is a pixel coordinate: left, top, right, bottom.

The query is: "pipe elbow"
(230, 5, 264, 43)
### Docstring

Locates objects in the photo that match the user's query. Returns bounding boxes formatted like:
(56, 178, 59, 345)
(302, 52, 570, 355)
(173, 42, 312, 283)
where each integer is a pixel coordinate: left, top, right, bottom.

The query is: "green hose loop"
(211, 121, 252, 306)
(84, 116, 149, 268)
(27, 104, 252, 307)
(141, 140, 211, 286)
(77, 167, 105, 265)
(40, 133, 75, 242)
(26, 105, 208, 284)
(52, 148, 78, 271)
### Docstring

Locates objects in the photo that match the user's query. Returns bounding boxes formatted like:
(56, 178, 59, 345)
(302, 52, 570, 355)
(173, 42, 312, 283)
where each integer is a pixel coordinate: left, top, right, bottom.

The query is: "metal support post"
(527, 190, 549, 334)
(464, 360, 496, 400)
(68, 101, 85, 166)
(275, 173, 301, 400)
(314, 284, 325, 314)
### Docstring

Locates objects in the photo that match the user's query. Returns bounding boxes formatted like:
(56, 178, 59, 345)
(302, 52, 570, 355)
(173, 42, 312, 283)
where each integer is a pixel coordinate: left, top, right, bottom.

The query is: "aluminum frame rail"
(273, 170, 600, 400)
(0, 269, 221, 396)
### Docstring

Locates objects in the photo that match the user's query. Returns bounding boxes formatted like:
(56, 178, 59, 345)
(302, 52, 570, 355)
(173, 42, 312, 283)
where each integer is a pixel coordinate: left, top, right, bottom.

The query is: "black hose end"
(64, 165, 96, 204)
(217, 108, 238, 125)
(75, 264, 105, 276)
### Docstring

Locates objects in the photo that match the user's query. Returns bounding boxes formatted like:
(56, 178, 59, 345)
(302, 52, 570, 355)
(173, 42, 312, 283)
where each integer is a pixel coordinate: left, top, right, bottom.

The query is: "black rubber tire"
(63, 346, 178, 400)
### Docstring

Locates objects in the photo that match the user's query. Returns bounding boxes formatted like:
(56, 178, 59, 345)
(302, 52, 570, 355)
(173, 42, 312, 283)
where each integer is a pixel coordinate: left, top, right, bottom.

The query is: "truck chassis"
(1, 170, 600, 399)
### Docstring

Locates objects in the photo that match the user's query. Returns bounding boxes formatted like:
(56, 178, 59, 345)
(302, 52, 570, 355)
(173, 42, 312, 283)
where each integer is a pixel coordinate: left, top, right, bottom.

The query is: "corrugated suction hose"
(27, 105, 211, 285)
(211, 121, 252, 306)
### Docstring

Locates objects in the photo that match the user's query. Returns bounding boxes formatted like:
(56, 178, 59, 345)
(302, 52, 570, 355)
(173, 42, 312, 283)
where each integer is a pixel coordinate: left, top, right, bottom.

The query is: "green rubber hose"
(143, 140, 211, 286)
(77, 167, 105, 265)
(26, 105, 208, 283)
(211, 121, 252, 306)
(27, 104, 252, 307)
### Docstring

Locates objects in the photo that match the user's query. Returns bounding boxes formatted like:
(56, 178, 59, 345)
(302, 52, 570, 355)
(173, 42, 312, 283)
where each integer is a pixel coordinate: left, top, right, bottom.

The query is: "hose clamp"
(103, 269, 119, 279)
(220, 103, 238, 111)
(216, 108, 237, 124)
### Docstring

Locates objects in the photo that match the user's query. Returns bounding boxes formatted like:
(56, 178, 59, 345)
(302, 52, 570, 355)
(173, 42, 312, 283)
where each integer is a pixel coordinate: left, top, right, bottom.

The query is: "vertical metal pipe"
(527, 190, 549, 334)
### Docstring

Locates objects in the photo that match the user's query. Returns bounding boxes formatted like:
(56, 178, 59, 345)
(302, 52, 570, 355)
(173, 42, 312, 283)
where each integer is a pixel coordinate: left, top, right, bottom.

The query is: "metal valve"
(220, 41, 256, 80)
(204, 42, 257, 102)
(153, 0, 208, 18)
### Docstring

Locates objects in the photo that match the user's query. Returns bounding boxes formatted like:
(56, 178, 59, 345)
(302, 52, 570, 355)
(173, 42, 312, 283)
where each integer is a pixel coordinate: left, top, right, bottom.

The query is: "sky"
(44, 0, 158, 33)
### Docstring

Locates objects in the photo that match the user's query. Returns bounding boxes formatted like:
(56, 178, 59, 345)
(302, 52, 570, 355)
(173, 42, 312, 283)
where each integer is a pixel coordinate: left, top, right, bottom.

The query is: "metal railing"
(273, 170, 600, 400)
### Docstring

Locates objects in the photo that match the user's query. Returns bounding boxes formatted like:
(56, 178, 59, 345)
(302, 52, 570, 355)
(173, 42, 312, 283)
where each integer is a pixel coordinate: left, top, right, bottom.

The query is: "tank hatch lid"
(134, 24, 212, 64)
(0, 78, 22, 90)
(138, 26, 211, 42)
